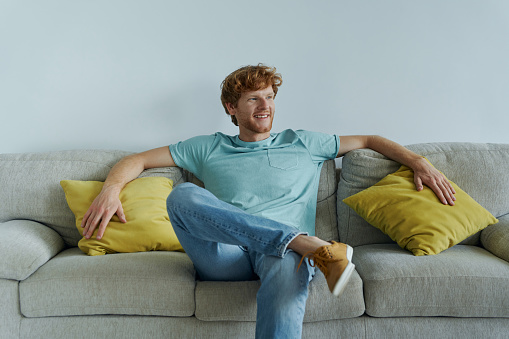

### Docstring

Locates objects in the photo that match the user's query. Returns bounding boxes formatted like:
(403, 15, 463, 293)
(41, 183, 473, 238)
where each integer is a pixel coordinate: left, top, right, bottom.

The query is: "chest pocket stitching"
(267, 147, 300, 170)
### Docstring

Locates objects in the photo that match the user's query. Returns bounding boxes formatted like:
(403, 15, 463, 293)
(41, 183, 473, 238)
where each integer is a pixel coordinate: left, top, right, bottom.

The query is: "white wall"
(1, 0, 508, 154)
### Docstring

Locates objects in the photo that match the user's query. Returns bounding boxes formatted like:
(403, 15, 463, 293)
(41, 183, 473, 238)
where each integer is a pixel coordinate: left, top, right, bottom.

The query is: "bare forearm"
(102, 146, 175, 194)
(102, 154, 145, 194)
(365, 135, 424, 170)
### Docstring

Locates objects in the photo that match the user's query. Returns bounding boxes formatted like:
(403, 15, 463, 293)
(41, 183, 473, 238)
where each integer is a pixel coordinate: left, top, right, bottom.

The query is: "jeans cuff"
(278, 231, 308, 258)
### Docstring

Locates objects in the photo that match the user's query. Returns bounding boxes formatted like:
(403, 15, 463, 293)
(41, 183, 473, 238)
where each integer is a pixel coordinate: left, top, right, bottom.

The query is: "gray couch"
(1, 142, 508, 338)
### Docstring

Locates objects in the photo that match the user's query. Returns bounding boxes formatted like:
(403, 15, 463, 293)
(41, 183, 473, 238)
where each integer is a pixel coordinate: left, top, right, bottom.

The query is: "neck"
(238, 130, 271, 142)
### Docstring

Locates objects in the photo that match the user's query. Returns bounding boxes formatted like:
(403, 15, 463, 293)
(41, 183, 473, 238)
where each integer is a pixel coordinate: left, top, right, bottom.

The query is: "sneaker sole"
(332, 245, 355, 297)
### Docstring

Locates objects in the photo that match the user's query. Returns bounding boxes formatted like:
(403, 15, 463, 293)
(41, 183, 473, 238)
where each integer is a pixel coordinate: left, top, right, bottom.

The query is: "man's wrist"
(101, 182, 124, 196)
(407, 155, 428, 171)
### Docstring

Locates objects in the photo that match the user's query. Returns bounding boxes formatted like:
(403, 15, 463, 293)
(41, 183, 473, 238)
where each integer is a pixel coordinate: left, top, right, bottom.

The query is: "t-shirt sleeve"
(168, 134, 218, 178)
(295, 130, 340, 162)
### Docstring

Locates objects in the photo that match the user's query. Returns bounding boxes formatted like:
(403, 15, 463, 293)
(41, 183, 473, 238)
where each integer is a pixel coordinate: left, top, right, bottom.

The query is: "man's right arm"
(81, 146, 176, 240)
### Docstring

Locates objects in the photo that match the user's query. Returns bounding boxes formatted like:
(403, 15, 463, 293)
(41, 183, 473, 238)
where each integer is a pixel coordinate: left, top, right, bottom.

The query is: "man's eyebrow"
(248, 92, 274, 97)
(244, 90, 274, 98)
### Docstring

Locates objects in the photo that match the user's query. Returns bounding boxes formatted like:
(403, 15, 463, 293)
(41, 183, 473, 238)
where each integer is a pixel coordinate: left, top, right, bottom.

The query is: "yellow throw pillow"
(342, 161, 498, 256)
(61, 177, 183, 255)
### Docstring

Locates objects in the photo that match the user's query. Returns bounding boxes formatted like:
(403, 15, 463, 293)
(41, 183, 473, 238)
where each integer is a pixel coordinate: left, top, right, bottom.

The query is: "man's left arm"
(337, 135, 456, 205)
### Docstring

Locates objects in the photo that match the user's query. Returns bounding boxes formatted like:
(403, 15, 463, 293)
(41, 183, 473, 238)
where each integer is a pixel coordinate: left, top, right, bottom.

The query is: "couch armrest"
(481, 214, 509, 262)
(0, 220, 65, 280)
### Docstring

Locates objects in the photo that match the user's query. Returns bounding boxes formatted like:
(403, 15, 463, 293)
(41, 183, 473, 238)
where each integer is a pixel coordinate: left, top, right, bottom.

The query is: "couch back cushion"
(337, 142, 509, 247)
(315, 159, 339, 241)
(0, 150, 186, 247)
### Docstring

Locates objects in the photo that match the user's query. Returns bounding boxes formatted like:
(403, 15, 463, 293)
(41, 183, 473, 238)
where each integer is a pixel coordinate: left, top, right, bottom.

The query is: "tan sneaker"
(298, 241, 355, 297)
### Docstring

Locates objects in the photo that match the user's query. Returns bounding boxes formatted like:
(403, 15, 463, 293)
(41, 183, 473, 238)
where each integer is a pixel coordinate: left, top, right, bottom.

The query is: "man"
(82, 64, 455, 338)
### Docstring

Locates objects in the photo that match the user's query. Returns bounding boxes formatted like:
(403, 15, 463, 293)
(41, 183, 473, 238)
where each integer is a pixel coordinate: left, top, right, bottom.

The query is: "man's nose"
(258, 98, 269, 108)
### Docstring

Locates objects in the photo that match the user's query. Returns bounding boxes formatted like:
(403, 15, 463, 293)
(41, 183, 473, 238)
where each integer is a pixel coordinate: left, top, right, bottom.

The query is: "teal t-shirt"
(169, 129, 340, 236)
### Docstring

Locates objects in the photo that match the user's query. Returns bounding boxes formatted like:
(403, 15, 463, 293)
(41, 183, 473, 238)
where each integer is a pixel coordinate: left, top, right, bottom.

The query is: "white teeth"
(254, 114, 269, 118)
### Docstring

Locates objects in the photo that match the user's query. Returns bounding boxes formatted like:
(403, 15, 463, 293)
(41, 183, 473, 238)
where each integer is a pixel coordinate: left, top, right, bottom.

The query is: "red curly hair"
(220, 64, 283, 126)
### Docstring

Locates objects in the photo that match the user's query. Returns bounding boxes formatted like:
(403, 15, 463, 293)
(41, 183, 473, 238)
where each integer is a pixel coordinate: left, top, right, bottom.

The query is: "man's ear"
(225, 102, 236, 116)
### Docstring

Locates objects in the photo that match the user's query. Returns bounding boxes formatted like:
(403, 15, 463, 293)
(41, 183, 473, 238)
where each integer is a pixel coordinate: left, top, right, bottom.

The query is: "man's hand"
(411, 157, 456, 205)
(81, 186, 126, 240)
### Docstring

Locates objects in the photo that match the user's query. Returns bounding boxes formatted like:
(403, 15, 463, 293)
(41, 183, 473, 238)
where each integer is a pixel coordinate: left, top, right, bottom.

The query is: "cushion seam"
(362, 275, 509, 281)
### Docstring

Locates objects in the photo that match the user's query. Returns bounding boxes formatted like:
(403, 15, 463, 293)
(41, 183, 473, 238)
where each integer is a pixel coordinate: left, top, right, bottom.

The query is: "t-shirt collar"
(233, 134, 276, 148)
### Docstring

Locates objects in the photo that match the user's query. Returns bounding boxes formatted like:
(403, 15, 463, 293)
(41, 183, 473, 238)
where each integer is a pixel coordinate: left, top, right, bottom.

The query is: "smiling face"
(226, 85, 276, 142)
(220, 64, 282, 139)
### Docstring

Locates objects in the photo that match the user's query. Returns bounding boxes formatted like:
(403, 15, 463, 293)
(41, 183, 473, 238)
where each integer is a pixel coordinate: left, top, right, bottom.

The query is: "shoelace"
(297, 246, 339, 277)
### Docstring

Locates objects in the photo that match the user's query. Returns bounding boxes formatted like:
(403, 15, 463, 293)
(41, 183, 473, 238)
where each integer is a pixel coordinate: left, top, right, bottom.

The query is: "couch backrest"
(0, 151, 338, 247)
(0, 150, 186, 247)
(337, 142, 509, 247)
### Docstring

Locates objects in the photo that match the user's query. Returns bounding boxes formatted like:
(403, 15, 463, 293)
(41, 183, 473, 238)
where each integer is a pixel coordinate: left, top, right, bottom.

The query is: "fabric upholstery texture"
(19, 248, 196, 318)
(354, 244, 509, 317)
(363, 317, 509, 339)
(343, 162, 498, 255)
(0, 220, 64, 280)
(195, 270, 364, 322)
(315, 160, 339, 241)
(19, 316, 255, 339)
(61, 177, 183, 255)
(338, 142, 509, 247)
(17, 314, 509, 339)
(481, 214, 509, 262)
(0, 279, 21, 339)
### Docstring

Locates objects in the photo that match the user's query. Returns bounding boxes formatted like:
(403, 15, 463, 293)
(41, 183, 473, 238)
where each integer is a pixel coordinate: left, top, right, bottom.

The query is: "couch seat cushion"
(19, 248, 196, 317)
(354, 244, 509, 317)
(194, 270, 365, 322)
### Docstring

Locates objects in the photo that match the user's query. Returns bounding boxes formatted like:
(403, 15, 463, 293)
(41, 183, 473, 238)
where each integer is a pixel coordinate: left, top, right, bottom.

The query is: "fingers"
(82, 208, 115, 239)
(96, 217, 110, 240)
(79, 187, 126, 240)
(414, 177, 424, 191)
(81, 209, 92, 228)
(117, 205, 127, 223)
(81, 202, 125, 240)
(413, 162, 457, 205)
(83, 209, 104, 239)
(439, 179, 456, 206)
(433, 180, 454, 206)
(421, 176, 456, 206)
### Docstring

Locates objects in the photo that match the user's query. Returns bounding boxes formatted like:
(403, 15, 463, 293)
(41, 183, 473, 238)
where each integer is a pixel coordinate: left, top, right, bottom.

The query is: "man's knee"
(167, 183, 200, 209)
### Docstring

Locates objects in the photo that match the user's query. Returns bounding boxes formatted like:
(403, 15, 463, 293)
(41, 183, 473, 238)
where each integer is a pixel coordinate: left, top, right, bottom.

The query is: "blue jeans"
(167, 183, 315, 339)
